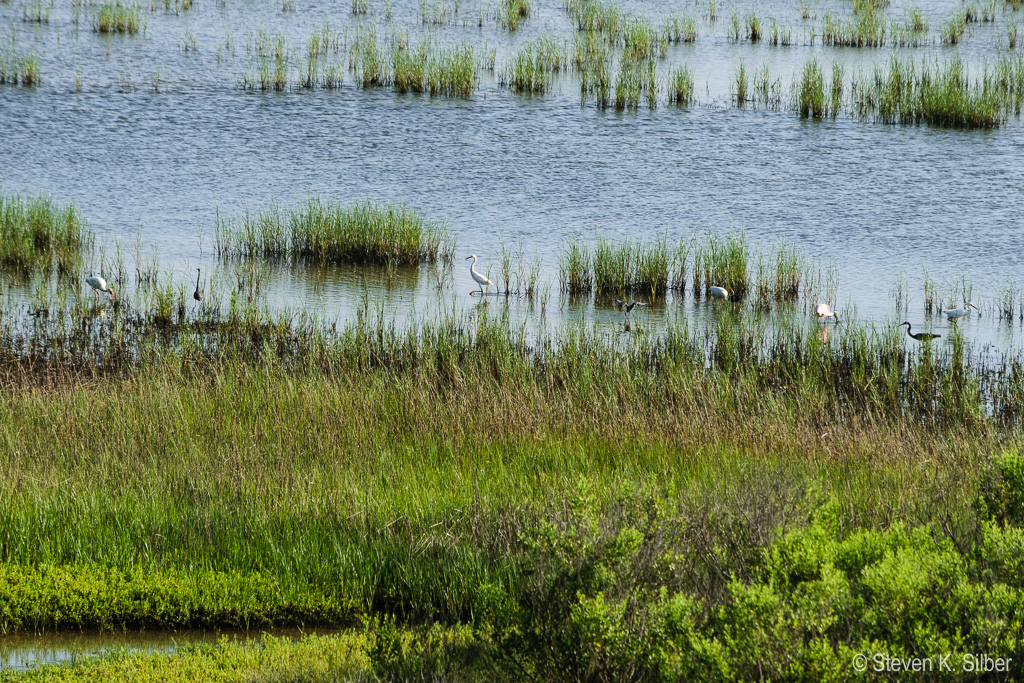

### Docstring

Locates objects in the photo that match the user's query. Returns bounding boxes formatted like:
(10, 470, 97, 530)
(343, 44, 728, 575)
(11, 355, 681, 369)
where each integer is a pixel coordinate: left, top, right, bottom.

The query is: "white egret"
(86, 273, 115, 301)
(193, 268, 203, 303)
(814, 303, 840, 324)
(900, 321, 940, 342)
(465, 255, 494, 296)
(708, 286, 728, 303)
(943, 302, 978, 321)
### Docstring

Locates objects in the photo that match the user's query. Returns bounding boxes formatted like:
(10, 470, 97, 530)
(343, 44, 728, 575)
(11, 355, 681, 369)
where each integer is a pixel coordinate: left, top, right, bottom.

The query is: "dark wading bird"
(900, 322, 940, 342)
(193, 268, 203, 303)
(615, 299, 647, 321)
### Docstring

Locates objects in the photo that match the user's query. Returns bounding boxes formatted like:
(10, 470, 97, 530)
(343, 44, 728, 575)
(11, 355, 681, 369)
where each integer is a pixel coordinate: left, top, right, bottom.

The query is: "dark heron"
(900, 322, 940, 342)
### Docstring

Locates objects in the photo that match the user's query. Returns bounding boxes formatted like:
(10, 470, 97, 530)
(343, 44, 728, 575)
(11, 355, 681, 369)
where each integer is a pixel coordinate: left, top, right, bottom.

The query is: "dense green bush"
(466, 475, 1024, 681)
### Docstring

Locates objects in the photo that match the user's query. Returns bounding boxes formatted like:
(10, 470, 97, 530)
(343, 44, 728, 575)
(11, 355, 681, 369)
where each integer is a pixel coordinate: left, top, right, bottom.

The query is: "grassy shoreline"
(2, 225, 1024, 678)
(0, 339, 1022, 678)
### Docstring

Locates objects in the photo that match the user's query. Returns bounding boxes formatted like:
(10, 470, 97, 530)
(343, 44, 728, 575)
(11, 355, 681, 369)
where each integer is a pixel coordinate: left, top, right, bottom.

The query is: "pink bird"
(814, 303, 840, 324)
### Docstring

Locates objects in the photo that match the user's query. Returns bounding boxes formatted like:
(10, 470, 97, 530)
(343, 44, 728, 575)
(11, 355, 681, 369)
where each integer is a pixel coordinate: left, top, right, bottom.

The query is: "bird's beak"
(464, 256, 472, 260)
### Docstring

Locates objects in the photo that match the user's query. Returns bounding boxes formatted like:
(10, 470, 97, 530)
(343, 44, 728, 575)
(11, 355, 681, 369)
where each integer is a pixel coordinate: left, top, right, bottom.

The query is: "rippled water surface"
(2, 0, 1024, 351)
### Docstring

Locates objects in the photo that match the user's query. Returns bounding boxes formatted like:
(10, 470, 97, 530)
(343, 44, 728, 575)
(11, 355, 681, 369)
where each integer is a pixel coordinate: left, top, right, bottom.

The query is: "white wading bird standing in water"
(708, 286, 728, 303)
(465, 255, 495, 296)
(943, 302, 978, 321)
(86, 273, 115, 301)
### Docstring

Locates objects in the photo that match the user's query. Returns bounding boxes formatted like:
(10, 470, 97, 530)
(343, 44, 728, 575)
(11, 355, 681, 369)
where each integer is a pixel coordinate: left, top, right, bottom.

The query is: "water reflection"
(0, 628, 333, 671)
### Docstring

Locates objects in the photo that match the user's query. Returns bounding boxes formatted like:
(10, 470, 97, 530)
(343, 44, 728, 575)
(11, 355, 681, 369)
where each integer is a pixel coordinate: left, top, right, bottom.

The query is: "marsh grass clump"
(22, 0, 52, 23)
(350, 26, 387, 87)
(728, 9, 740, 41)
(669, 237, 691, 292)
(0, 49, 39, 86)
(307, 23, 343, 61)
(558, 238, 592, 294)
(534, 35, 569, 72)
(392, 40, 429, 93)
(613, 54, 658, 111)
(771, 241, 803, 300)
(564, 0, 622, 38)
(891, 6, 928, 46)
(425, 41, 477, 97)
(420, 0, 459, 25)
(12, 50, 37, 85)
(93, 1, 142, 34)
(0, 192, 92, 273)
(668, 64, 694, 106)
(700, 233, 748, 297)
(621, 18, 664, 59)
(498, 0, 530, 31)
(803, 59, 845, 119)
(579, 60, 611, 108)
(734, 60, 748, 105)
(768, 17, 792, 46)
(390, 38, 478, 97)
(592, 237, 632, 296)
(853, 0, 888, 13)
(215, 199, 449, 266)
(662, 13, 697, 43)
(993, 53, 1024, 114)
(501, 36, 567, 95)
(633, 236, 669, 298)
(753, 63, 781, 109)
(745, 13, 762, 42)
(852, 56, 1006, 128)
(574, 31, 611, 106)
(501, 43, 551, 94)
(821, 9, 886, 47)
(589, 237, 668, 297)
(942, 9, 967, 44)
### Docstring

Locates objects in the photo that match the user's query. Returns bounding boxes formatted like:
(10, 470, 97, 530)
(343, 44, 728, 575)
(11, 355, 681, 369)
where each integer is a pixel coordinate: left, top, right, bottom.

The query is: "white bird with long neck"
(86, 273, 115, 301)
(465, 255, 495, 296)
(943, 302, 978, 321)
(814, 303, 840, 324)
